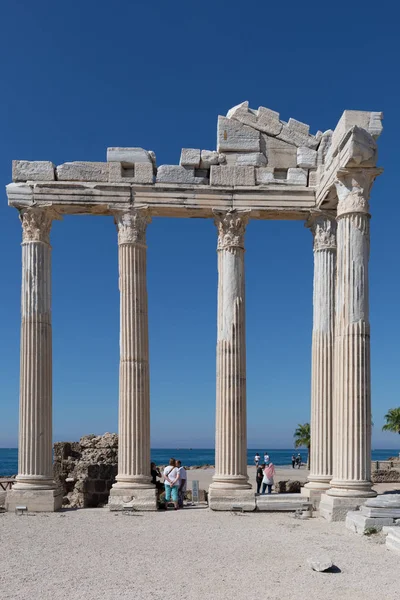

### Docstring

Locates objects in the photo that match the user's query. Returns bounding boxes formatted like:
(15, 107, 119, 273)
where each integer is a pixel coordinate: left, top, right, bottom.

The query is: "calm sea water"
(1, 447, 399, 477)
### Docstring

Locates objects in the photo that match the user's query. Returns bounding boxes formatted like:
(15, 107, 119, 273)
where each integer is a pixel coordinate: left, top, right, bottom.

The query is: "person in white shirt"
(264, 452, 270, 464)
(254, 453, 261, 467)
(176, 460, 187, 508)
(163, 458, 180, 510)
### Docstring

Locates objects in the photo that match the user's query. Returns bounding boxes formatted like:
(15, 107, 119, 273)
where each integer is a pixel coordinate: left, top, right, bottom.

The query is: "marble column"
(320, 168, 380, 520)
(304, 215, 336, 495)
(210, 210, 252, 510)
(7, 208, 62, 512)
(109, 208, 156, 510)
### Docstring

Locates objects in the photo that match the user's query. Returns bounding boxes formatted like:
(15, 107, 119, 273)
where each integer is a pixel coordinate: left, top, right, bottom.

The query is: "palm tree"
(294, 423, 310, 469)
(382, 408, 400, 435)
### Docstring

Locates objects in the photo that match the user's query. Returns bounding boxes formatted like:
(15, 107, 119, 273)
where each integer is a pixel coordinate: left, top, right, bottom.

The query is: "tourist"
(291, 454, 296, 469)
(263, 451, 269, 464)
(151, 462, 164, 490)
(256, 463, 265, 494)
(261, 460, 275, 495)
(296, 453, 302, 469)
(176, 460, 187, 508)
(254, 453, 261, 467)
(163, 458, 180, 510)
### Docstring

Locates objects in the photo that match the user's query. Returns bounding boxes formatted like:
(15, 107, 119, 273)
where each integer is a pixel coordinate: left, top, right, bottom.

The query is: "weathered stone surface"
(297, 146, 317, 168)
(217, 116, 260, 153)
(156, 165, 208, 184)
(360, 505, 400, 518)
(287, 168, 308, 186)
(277, 119, 319, 149)
(330, 110, 383, 154)
(369, 111, 384, 139)
(256, 167, 275, 184)
(385, 527, 400, 554)
(224, 152, 267, 167)
(209, 488, 256, 512)
(345, 126, 377, 167)
(307, 556, 333, 572)
(256, 493, 311, 512)
(226, 101, 282, 136)
(180, 148, 201, 168)
(107, 147, 153, 165)
(308, 169, 318, 187)
(346, 511, 394, 534)
(210, 166, 255, 186)
(199, 150, 220, 169)
(319, 494, 366, 522)
(6, 489, 63, 513)
(364, 494, 400, 508)
(57, 162, 109, 182)
(261, 135, 297, 168)
(13, 160, 55, 182)
(108, 487, 157, 511)
(109, 162, 154, 184)
(317, 130, 333, 166)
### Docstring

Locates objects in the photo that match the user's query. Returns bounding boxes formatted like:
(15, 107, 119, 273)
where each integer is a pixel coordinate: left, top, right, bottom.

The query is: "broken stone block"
(256, 167, 275, 184)
(199, 150, 220, 169)
(261, 135, 297, 169)
(156, 165, 208, 185)
(287, 168, 308, 186)
(317, 130, 333, 166)
(108, 162, 154, 184)
(307, 556, 333, 572)
(277, 121, 319, 149)
(226, 101, 282, 136)
(330, 110, 383, 154)
(308, 169, 318, 187)
(386, 527, 400, 554)
(210, 165, 255, 186)
(364, 493, 400, 508)
(106, 147, 153, 165)
(369, 111, 384, 139)
(180, 148, 201, 168)
(345, 511, 394, 534)
(297, 147, 317, 168)
(217, 116, 260, 153)
(224, 152, 267, 167)
(13, 160, 55, 182)
(57, 162, 109, 182)
(360, 505, 400, 518)
(346, 126, 377, 167)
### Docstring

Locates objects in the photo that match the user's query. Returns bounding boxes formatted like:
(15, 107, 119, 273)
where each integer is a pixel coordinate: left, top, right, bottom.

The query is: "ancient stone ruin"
(54, 434, 118, 508)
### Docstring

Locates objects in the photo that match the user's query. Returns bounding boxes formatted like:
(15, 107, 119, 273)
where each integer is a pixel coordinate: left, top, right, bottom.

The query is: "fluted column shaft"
(211, 211, 251, 490)
(328, 169, 379, 498)
(305, 215, 336, 490)
(14, 209, 56, 490)
(113, 209, 153, 489)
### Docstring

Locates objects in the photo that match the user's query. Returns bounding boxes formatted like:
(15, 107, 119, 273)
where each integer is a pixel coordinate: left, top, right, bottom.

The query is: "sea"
(0, 447, 399, 477)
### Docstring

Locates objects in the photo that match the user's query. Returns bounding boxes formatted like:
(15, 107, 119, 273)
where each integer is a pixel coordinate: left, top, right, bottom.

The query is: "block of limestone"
(287, 168, 308, 185)
(330, 110, 383, 153)
(256, 167, 275, 184)
(57, 162, 109, 182)
(156, 165, 208, 184)
(180, 148, 201, 168)
(226, 101, 282, 136)
(107, 147, 154, 165)
(297, 146, 317, 168)
(224, 152, 267, 167)
(210, 165, 255, 186)
(108, 162, 154, 184)
(346, 511, 394, 534)
(277, 118, 319, 149)
(12, 160, 55, 182)
(261, 135, 297, 168)
(199, 150, 220, 169)
(217, 116, 260, 153)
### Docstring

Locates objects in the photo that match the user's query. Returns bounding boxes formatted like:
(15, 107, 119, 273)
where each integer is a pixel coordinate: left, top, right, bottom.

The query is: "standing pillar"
(320, 169, 380, 521)
(109, 208, 157, 511)
(209, 210, 253, 511)
(303, 215, 336, 505)
(6, 208, 62, 512)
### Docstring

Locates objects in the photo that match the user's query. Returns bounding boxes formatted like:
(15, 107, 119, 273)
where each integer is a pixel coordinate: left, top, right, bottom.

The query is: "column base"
(327, 479, 376, 498)
(210, 474, 251, 490)
(108, 487, 157, 511)
(6, 487, 63, 513)
(301, 486, 327, 509)
(319, 493, 372, 522)
(208, 488, 256, 511)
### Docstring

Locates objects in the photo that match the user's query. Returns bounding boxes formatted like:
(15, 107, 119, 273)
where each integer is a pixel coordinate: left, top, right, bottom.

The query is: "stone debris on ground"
(345, 493, 400, 535)
(307, 556, 334, 572)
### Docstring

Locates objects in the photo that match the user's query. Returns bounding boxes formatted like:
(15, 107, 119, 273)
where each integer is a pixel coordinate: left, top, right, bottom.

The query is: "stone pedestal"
(109, 209, 157, 511)
(304, 214, 336, 497)
(209, 211, 252, 510)
(7, 209, 61, 512)
(323, 170, 381, 520)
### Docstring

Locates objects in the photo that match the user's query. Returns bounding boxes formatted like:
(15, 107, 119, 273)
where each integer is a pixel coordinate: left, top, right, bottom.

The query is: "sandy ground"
(1, 505, 400, 600)
(186, 465, 309, 489)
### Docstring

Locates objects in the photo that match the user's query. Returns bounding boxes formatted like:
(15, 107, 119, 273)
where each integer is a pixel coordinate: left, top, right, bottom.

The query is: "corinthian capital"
(114, 208, 151, 245)
(307, 214, 337, 252)
(334, 168, 382, 218)
(20, 208, 59, 243)
(214, 210, 250, 250)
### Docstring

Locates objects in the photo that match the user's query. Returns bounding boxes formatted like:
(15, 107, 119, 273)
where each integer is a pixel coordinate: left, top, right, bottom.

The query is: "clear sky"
(0, 0, 399, 449)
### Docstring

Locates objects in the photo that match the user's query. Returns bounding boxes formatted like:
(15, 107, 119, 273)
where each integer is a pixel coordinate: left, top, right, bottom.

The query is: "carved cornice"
(307, 213, 337, 252)
(20, 208, 59, 243)
(213, 210, 250, 250)
(114, 208, 151, 245)
(334, 168, 381, 218)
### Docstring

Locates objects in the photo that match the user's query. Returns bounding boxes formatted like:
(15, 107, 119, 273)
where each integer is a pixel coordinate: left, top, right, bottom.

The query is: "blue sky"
(0, 0, 399, 449)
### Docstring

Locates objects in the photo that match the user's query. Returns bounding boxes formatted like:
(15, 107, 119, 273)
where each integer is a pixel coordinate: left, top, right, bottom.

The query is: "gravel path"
(1, 507, 398, 600)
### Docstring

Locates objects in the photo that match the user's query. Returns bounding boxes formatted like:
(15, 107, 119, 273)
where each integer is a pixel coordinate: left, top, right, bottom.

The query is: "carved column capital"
(307, 214, 337, 252)
(334, 168, 381, 218)
(20, 208, 59, 244)
(114, 209, 151, 245)
(213, 210, 250, 250)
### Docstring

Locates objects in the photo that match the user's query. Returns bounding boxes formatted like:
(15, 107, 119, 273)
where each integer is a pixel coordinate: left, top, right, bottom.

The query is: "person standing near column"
(176, 460, 187, 508)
